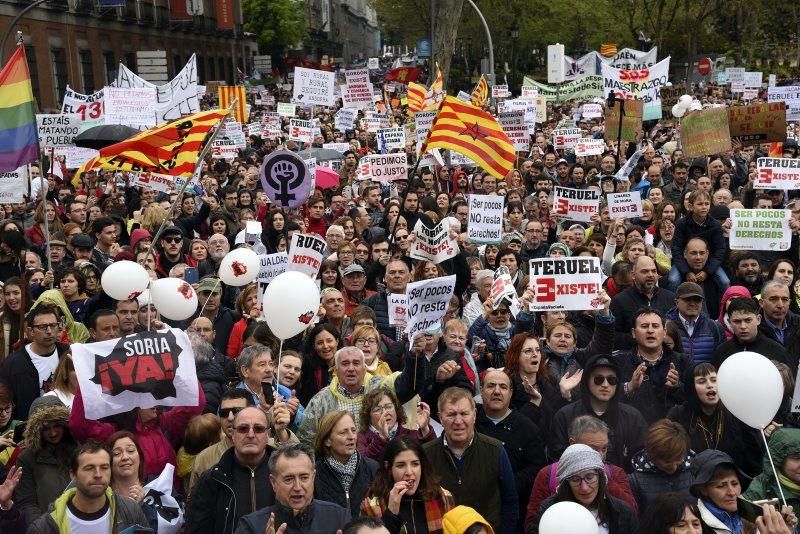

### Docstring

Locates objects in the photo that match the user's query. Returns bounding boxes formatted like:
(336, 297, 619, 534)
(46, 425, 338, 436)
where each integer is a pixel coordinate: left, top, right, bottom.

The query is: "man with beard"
(731, 252, 763, 297)
(154, 225, 198, 278)
(521, 220, 549, 263)
(28, 443, 148, 533)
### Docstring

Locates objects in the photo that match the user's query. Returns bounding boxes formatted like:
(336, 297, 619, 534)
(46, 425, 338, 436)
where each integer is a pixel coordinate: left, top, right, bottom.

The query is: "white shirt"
(66, 504, 111, 534)
(679, 313, 697, 337)
(25, 345, 58, 395)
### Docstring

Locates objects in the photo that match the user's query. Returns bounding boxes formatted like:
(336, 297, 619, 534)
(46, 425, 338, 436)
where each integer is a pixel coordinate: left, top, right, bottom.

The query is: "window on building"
(173, 54, 182, 76)
(218, 57, 225, 82)
(50, 48, 68, 106)
(104, 51, 116, 85)
(197, 55, 205, 81)
(207, 57, 215, 80)
(125, 52, 136, 69)
(79, 49, 94, 93)
(25, 45, 40, 103)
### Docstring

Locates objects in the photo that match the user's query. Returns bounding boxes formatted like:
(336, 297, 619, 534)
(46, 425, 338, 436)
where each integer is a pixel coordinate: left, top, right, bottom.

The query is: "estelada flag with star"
(470, 75, 489, 108)
(77, 109, 230, 180)
(421, 96, 515, 179)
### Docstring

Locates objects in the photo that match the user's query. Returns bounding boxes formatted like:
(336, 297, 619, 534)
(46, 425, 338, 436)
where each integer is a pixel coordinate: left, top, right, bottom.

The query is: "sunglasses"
(235, 424, 268, 435)
(163, 236, 182, 244)
(592, 375, 619, 386)
(218, 406, 243, 418)
(490, 309, 511, 316)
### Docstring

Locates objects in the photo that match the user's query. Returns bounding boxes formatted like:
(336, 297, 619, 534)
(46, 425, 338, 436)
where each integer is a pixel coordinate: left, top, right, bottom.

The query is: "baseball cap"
(196, 276, 222, 293)
(676, 282, 704, 300)
(71, 233, 95, 249)
(341, 264, 365, 277)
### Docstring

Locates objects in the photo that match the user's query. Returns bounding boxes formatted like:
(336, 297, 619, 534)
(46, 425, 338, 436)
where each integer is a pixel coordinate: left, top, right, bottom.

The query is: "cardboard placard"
(680, 108, 732, 157)
(728, 102, 787, 146)
(604, 99, 644, 142)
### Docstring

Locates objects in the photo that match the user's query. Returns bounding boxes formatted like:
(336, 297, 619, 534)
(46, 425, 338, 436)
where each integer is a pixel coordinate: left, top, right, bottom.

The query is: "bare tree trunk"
(431, 0, 465, 90)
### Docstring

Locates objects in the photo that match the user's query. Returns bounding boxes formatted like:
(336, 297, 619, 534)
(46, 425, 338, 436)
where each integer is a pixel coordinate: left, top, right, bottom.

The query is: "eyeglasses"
(163, 236, 182, 244)
(32, 322, 61, 332)
(235, 424, 268, 435)
(592, 375, 619, 386)
(218, 406, 243, 418)
(355, 338, 377, 346)
(339, 251, 354, 256)
(0, 405, 13, 414)
(490, 309, 511, 316)
(396, 235, 408, 240)
(566, 471, 599, 486)
(521, 348, 539, 356)
(371, 403, 396, 413)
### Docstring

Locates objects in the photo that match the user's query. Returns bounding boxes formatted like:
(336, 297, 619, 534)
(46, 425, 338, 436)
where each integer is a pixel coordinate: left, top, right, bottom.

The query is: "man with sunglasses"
(548, 354, 648, 473)
(186, 406, 277, 534)
(154, 225, 200, 279)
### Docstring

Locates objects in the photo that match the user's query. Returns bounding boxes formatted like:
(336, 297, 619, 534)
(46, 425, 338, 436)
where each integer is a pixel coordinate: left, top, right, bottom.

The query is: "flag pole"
(43, 147, 53, 272)
(141, 101, 236, 268)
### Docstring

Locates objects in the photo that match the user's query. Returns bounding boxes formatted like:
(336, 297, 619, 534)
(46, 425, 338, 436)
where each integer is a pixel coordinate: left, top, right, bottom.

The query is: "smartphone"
(184, 267, 199, 285)
(261, 382, 275, 406)
(737, 496, 778, 523)
(12, 422, 26, 445)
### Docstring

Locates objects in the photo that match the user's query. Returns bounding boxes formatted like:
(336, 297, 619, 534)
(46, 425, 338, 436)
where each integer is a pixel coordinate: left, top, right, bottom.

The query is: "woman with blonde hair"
(139, 204, 168, 234)
(43, 354, 77, 410)
(351, 325, 391, 376)
(25, 200, 63, 247)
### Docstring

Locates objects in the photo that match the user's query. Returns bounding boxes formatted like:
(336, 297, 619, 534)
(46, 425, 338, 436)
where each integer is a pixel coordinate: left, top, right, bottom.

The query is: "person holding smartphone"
(743, 428, 800, 527)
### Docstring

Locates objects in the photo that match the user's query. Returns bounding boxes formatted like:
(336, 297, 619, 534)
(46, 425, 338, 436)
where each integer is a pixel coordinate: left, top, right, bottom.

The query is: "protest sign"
(553, 186, 601, 223)
(467, 195, 504, 243)
(680, 108, 732, 157)
(211, 138, 238, 159)
(743, 72, 763, 88)
(582, 103, 602, 119)
(552, 128, 582, 149)
(277, 102, 296, 117)
(731, 82, 745, 93)
(388, 294, 408, 327)
(405, 275, 456, 340)
(769, 74, 777, 87)
(743, 88, 759, 100)
(574, 138, 605, 156)
(456, 90, 471, 102)
(378, 127, 405, 149)
(728, 102, 787, 146)
(768, 87, 800, 120)
(258, 252, 289, 283)
(288, 119, 313, 143)
(602, 57, 671, 120)
(72, 329, 199, 419)
(105, 87, 157, 129)
(608, 47, 659, 70)
(603, 99, 644, 142)
(323, 142, 350, 153)
(334, 108, 356, 131)
(409, 219, 458, 263)
(368, 153, 407, 181)
(489, 268, 518, 311)
(527, 257, 604, 311)
(363, 115, 390, 132)
(62, 146, 99, 169)
(36, 114, 80, 148)
(660, 83, 687, 117)
(129, 172, 175, 193)
(115, 55, 200, 122)
(368, 57, 380, 70)
(262, 112, 282, 136)
(342, 70, 374, 109)
(607, 191, 643, 217)
(61, 86, 104, 131)
(293, 67, 335, 106)
(492, 85, 510, 98)
(345, 68, 370, 85)
(755, 158, 800, 189)
(288, 233, 326, 278)
(498, 111, 529, 151)
(726, 68, 745, 84)
(729, 209, 791, 251)
(0, 167, 27, 203)
(260, 150, 313, 208)
(521, 86, 539, 99)
(521, 75, 603, 102)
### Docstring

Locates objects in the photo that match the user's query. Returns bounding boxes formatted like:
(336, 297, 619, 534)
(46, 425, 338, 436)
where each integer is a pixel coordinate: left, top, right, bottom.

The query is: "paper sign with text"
(36, 114, 81, 148)
(293, 67, 335, 106)
(574, 138, 605, 156)
(527, 257, 604, 311)
(552, 128, 582, 149)
(553, 186, 601, 222)
(105, 87, 157, 129)
(0, 167, 27, 203)
(258, 252, 289, 283)
(61, 86, 105, 131)
(730, 209, 791, 251)
(277, 102, 296, 117)
(755, 158, 800, 189)
(607, 191, 643, 217)
(334, 108, 356, 131)
(378, 127, 406, 149)
(388, 294, 408, 327)
(409, 219, 458, 263)
(582, 103, 602, 119)
(289, 119, 313, 143)
(405, 275, 456, 341)
(368, 153, 407, 181)
(288, 233, 326, 278)
(498, 111, 529, 151)
(467, 194, 504, 243)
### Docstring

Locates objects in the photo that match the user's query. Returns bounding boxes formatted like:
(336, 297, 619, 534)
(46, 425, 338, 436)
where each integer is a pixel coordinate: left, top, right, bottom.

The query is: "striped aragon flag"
(600, 43, 618, 57)
(218, 85, 247, 123)
(470, 75, 489, 107)
(77, 109, 230, 178)
(407, 82, 426, 113)
(421, 96, 516, 179)
(0, 46, 40, 172)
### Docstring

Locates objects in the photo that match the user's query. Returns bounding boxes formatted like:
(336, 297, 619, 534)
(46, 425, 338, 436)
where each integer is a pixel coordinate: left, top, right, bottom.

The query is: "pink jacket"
(70, 383, 205, 483)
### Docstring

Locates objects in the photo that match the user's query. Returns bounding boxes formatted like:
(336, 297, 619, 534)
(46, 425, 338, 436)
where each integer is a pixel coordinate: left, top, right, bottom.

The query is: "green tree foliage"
(243, 0, 309, 57)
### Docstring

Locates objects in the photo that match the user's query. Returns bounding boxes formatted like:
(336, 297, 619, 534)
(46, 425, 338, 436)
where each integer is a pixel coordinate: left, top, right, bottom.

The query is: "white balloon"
(689, 99, 703, 111)
(101, 260, 150, 301)
(539, 501, 599, 534)
(678, 94, 693, 106)
(219, 248, 260, 287)
(717, 351, 784, 429)
(672, 103, 686, 118)
(150, 277, 198, 321)
(263, 271, 321, 339)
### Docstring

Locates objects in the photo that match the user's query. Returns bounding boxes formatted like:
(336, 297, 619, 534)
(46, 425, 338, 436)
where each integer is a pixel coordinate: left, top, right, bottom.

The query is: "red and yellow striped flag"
(218, 85, 247, 123)
(421, 96, 515, 179)
(77, 109, 230, 178)
(423, 63, 444, 110)
(407, 82, 426, 113)
(470, 75, 489, 108)
(600, 43, 618, 57)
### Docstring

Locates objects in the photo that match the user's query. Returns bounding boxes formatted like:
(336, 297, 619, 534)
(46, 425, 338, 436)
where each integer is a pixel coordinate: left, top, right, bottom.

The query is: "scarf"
(779, 473, 800, 495)
(488, 323, 514, 354)
(326, 452, 359, 492)
(704, 500, 743, 534)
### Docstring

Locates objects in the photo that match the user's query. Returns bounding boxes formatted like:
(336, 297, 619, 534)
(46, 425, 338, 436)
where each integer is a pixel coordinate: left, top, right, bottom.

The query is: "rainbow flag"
(0, 46, 39, 172)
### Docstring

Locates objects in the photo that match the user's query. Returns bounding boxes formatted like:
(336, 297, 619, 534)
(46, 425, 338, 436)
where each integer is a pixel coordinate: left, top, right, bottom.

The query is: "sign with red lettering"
(527, 257, 603, 311)
(288, 232, 327, 278)
(607, 191, 643, 217)
(72, 329, 198, 419)
(553, 186, 600, 223)
(755, 157, 800, 189)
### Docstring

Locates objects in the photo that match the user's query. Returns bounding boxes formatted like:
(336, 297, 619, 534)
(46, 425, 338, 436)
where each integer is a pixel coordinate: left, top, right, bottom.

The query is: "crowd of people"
(0, 63, 797, 534)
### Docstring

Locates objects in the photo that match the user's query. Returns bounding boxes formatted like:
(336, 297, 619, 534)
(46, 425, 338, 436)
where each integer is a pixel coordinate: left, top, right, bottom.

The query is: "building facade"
(304, 0, 379, 65)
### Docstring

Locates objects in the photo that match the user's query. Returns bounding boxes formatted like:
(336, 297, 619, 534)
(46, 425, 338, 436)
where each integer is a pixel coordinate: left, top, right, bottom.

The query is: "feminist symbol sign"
(260, 149, 312, 208)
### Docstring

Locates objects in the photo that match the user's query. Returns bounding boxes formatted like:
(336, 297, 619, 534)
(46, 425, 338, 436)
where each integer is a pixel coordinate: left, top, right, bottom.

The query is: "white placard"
(369, 153, 407, 181)
(607, 191, 643, 217)
(743, 71, 763, 88)
(574, 138, 605, 156)
(414, 110, 437, 151)
(552, 128, 582, 149)
(114, 55, 200, 123)
(388, 294, 408, 327)
(726, 68, 745, 84)
(582, 103, 602, 119)
(755, 158, 800, 189)
(492, 85, 510, 98)
(527, 258, 604, 311)
(277, 102, 296, 117)
(288, 233, 326, 279)
(456, 90, 471, 102)
(293, 67, 336, 106)
(36, 114, 81, 148)
(0, 167, 28, 203)
(498, 111, 529, 151)
(553, 186, 601, 222)
(323, 142, 350, 153)
(61, 86, 104, 132)
(521, 86, 539, 99)
(467, 194, 504, 243)
(289, 119, 313, 143)
(262, 112, 282, 136)
(729, 209, 791, 251)
(769, 74, 777, 87)
(211, 138, 238, 160)
(258, 252, 289, 283)
(368, 57, 380, 70)
(602, 56, 671, 120)
(104, 87, 157, 129)
(409, 219, 458, 263)
(405, 275, 456, 341)
(378, 127, 406, 149)
(334, 108, 356, 131)
(62, 146, 99, 169)
(129, 171, 175, 193)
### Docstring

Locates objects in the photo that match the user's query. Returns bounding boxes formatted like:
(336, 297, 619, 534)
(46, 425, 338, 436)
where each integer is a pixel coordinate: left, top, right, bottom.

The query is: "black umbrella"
(297, 147, 346, 162)
(74, 124, 140, 150)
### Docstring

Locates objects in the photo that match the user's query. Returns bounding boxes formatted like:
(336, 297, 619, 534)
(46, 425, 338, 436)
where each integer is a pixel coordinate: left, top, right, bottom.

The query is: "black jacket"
(627, 449, 693, 514)
(364, 290, 403, 344)
(712, 332, 790, 372)
(529, 494, 638, 534)
(509, 375, 566, 435)
(610, 285, 676, 350)
(758, 310, 800, 375)
(185, 446, 276, 534)
(0, 341, 70, 420)
(197, 358, 227, 414)
(234, 500, 350, 534)
(615, 346, 689, 424)
(313, 454, 377, 519)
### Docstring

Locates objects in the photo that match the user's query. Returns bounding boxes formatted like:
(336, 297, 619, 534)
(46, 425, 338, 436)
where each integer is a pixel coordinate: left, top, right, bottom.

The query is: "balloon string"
(276, 338, 284, 393)
(198, 279, 221, 318)
(761, 428, 788, 507)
